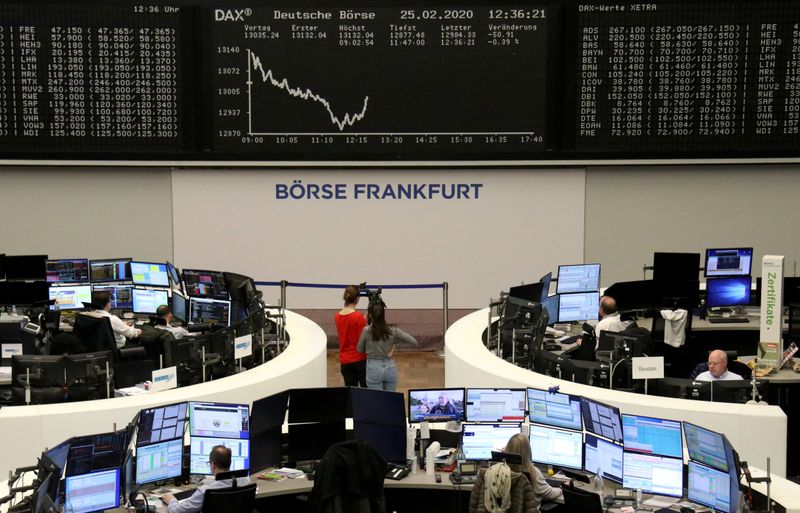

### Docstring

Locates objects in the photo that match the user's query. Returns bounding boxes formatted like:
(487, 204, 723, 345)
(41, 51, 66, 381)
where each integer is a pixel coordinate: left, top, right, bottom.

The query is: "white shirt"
(594, 313, 633, 348)
(86, 310, 139, 349)
(156, 323, 190, 340)
(695, 369, 743, 382)
(166, 476, 251, 513)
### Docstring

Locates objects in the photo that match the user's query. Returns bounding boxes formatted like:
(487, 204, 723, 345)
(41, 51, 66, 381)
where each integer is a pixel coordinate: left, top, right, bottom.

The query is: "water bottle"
(594, 466, 605, 498)
(636, 488, 642, 509)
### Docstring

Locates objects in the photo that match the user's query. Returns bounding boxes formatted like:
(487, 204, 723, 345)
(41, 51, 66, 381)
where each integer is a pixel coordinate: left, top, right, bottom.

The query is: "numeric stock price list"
(574, 0, 800, 153)
(0, 4, 185, 154)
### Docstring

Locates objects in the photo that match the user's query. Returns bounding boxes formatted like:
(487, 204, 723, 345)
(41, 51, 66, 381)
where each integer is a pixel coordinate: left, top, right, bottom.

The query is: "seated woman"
(469, 433, 563, 513)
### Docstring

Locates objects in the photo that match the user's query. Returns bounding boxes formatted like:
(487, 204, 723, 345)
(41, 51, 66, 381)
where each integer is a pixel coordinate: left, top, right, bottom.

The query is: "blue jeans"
(366, 358, 397, 391)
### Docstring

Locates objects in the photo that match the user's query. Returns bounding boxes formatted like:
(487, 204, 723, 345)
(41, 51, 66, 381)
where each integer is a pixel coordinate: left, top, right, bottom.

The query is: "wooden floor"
(326, 351, 445, 405)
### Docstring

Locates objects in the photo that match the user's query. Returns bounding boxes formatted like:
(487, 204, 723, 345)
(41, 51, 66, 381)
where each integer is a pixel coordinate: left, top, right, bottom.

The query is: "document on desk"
(643, 496, 680, 508)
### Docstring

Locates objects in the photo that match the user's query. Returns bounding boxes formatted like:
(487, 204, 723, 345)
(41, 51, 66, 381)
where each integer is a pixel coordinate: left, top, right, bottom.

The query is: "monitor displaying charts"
(135, 438, 183, 485)
(189, 402, 249, 439)
(556, 264, 601, 294)
(528, 424, 583, 470)
(132, 288, 169, 315)
(189, 437, 250, 475)
(130, 261, 170, 288)
(465, 388, 526, 422)
(622, 452, 683, 498)
(461, 423, 521, 461)
(688, 461, 733, 513)
(49, 285, 92, 311)
(89, 258, 131, 283)
(46, 258, 89, 283)
(580, 397, 623, 444)
(527, 387, 582, 431)
(621, 414, 682, 459)
(683, 421, 728, 472)
(558, 292, 599, 323)
(584, 434, 623, 484)
(92, 284, 133, 311)
(64, 468, 120, 513)
(189, 297, 231, 325)
(136, 402, 188, 446)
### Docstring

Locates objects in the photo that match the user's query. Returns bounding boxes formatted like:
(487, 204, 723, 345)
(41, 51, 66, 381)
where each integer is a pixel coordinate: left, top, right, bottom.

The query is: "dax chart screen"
(209, 5, 555, 156)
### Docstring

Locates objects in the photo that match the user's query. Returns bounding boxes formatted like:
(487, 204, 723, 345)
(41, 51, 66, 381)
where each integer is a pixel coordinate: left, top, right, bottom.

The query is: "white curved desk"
(0, 310, 327, 479)
(444, 309, 788, 477)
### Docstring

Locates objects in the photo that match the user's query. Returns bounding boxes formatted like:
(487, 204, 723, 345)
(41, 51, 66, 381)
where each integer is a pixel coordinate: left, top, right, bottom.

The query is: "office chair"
(73, 314, 149, 364)
(201, 483, 257, 513)
(562, 485, 604, 513)
(311, 440, 387, 513)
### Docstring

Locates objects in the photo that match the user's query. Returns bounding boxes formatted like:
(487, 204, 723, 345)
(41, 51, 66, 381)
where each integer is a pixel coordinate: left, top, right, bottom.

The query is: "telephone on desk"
(385, 463, 409, 480)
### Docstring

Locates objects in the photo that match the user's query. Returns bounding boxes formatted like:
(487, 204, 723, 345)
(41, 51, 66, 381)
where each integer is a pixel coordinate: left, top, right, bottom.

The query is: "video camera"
(359, 282, 386, 307)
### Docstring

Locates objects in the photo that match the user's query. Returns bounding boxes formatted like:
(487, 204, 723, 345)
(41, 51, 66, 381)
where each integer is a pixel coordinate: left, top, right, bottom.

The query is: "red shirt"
(335, 310, 367, 364)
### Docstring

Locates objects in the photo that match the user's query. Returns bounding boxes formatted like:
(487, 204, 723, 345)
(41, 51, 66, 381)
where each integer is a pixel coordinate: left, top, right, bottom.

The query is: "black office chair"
(311, 440, 387, 513)
(73, 314, 149, 364)
(201, 482, 257, 513)
(562, 485, 603, 513)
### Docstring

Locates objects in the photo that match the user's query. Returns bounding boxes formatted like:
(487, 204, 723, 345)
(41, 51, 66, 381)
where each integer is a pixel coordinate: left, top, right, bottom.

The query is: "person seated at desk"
(469, 433, 563, 513)
(695, 349, 744, 382)
(429, 392, 459, 416)
(572, 295, 632, 354)
(154, 305, 190, 340)
(162, 445, 249, 513)
(84, 291, 141, 349)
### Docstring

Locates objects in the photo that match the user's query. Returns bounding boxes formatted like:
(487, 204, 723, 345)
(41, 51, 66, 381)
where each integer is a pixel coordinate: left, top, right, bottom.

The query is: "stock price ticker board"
(209, 5, 552, 157)
(2, 0, 800, 161)
(0, 3, 190, 155)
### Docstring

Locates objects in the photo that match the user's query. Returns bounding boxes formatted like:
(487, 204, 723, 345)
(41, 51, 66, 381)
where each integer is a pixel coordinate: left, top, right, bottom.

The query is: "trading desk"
(445, 309, 788, 477)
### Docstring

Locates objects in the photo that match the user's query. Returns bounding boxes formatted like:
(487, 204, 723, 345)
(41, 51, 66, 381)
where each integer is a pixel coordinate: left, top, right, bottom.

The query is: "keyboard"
(707, 317, 750, 324)
(173, 488, 196, 501)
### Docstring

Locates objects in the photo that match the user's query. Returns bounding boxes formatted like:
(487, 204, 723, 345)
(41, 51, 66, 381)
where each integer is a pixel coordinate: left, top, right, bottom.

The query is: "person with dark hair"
(356, 302, 417, 391)
(335, 285, 367, 387)
(85, 291, 140, 349)
(162, 445, 249, 513)
(155, 304, 190, 339)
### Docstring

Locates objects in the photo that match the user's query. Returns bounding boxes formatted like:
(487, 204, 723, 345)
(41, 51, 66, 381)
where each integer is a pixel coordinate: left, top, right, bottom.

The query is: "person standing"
(335, 285, 367, 387)
(357, 302, 417, 391)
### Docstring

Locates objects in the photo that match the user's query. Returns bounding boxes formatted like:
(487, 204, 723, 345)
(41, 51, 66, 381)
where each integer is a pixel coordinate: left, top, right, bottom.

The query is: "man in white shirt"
(155, 305, 190, 339)
(595, 296, 633, 341)
(87, 291, 141, 349)
(162, 446, 250, 513)
(695, 349, 744, 381)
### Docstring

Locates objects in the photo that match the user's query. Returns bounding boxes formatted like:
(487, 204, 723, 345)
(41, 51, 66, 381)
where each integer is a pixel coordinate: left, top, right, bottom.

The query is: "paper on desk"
(643, 496, 680, 508)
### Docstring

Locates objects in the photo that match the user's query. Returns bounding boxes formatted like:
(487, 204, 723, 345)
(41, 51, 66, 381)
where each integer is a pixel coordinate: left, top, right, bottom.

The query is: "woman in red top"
(334, 285, 367, 387)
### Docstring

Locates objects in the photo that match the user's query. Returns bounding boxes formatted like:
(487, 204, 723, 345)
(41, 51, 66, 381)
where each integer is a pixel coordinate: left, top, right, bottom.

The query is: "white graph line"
(248, 49, 368, 131)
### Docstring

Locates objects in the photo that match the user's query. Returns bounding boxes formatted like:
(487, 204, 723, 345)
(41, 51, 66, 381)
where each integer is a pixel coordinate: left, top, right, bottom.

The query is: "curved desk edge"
(0, 310, 328, 478)
(444, 309, 788, 477)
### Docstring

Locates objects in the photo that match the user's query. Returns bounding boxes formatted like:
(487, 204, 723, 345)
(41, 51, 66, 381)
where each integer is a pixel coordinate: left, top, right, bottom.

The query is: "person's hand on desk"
(161, 493, 175, 504)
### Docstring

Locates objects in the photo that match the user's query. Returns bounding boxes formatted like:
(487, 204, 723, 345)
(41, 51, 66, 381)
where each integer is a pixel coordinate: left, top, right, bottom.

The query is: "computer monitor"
(509, 283, 544, 302)
(598, 331, 644, 360)
(136, 402, 188, 446)
(461, 423, 521, 461)
(64, 467, 120, 513)
(687, 461, 733, 513)
(89, 258, 131, 283)
(408, 388, 465, 423)
(657, 377, 711, 401)
(556, 263, 601, 294)
(540, 272, 552, 301)
(287, 421, 346, 463)
(526, 387, 582, 431)
(622, 452, 683, 498)
(465, 388, 526, 422)
(46, 259, 89, 283)
(712, 379, 767, 404)
(584, 433, 623, 484)
(46, 438, 73, 475)
(705, 248, 753, 277)
(166, 261, 182, 290)
(653, 252, 700, 281)
(351, 388, 406, 426)
(132, 288, 169, 315)
(189, 436, 249, 475)
(49, 285, 92, 311)
(65, 431, 128, 477)
(182, 269, 229, 300)
(580, 397, 623, 443)
(706, 276, 751, 308)
(65, 351, 112, 393)
(353, 422, 407, 464)
(621, 414, 682, 459)
(528, 424, 583, 470)
(171, 291, 188, 323)
(558, 292, 599, 323)
(224, 272, 258, 304)
(288, 387, 349, 423)
(92, 284, 133, 311)
(4, 254, 47, 281)
(135, 438, 184, 485)
(188, 297, 231, 325)
(189, 402, 249, 439)
(250, 391, 289, 470)
(541, 294, 559, 324)
(6, 281, 50, 306)
(11, 354, 66, 387)
(130, 261, 170, 288)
